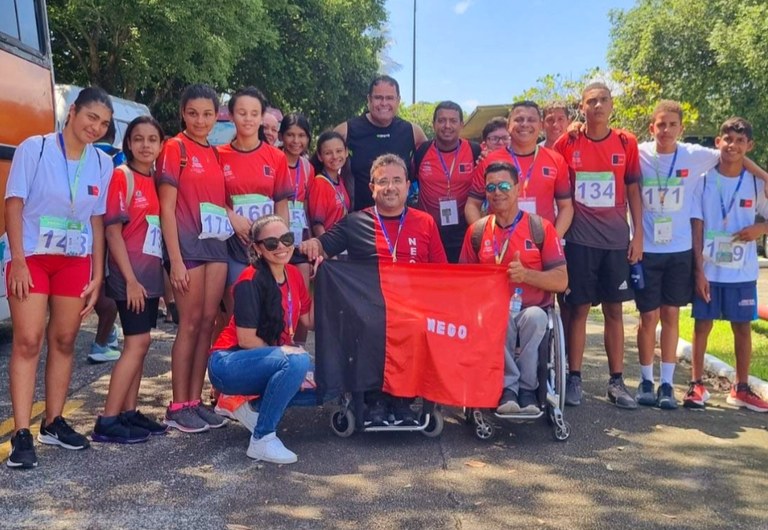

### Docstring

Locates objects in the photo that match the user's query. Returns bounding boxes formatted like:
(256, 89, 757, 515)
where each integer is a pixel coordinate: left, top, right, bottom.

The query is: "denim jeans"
(208, 347, 310, 438)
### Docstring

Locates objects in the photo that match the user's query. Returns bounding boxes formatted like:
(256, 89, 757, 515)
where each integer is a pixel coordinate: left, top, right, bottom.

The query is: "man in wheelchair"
(460, 161, 568, 414)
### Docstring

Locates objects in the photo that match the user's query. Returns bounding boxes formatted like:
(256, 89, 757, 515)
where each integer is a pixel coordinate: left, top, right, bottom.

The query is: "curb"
(655, 326, 768, 402)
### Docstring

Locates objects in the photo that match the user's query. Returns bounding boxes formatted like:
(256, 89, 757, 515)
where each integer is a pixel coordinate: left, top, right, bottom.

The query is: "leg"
(602, 302, 625, 374)
(691, 319, 713, 381)
(658, 306, 681, 365)
(503, 310, 522, 395)
(8, 294, 48, 431)
(567, 303, 591, 371)
(44, 295, 86, 423)
(637, 310, 660, 368)
(731, 322, 752, 385)
(514, 306, 548, 392)
(170, 266, 206, 403)
(190, 262, 227, 401)
(103, 333, 151, 417)
(93, 288, 118, 346)
(253, 351, 310, 437)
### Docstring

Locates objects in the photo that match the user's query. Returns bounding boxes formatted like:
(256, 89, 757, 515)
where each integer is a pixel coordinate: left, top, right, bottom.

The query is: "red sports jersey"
(468, 146, 570, 225)
(416, 140, 476, 221)
(156, 133, 228, 261)
(288, 156, 314, 203)
(319, 207, 448, 264)
(104, 166, 164, 299)
(212, 264, 311, 351)
(554, 129, 641, 249)
(308, 173, 350, 232)
(459, 212, 565, 308)
(219, 141, 293, 262)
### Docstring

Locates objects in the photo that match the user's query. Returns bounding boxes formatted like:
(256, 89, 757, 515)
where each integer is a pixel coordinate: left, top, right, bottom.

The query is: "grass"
(678, 307, 768, 381)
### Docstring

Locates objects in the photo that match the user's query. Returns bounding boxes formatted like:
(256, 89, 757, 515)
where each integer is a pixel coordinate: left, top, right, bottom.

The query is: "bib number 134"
(575, 172, 615, 208)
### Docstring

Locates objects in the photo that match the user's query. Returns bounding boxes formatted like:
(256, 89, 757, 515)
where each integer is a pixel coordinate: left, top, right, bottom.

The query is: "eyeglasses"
(485, 181, 514, 193)
(256, 232, 295, 251)
(486, 135, 511, 144)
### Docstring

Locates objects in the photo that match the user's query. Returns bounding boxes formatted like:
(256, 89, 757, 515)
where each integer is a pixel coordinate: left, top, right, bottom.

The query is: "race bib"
(642, 178, 684, 213)
(519, 198, 537, 214)
(704, 230, 746, 269)
(35, 216, 87, 256)
(290, 201, 307, 243)
(232, 194, 274, 222)
(199, 203, 233, 241)
(653, 216, 673, 244)
(438, 198, 458, 226)
(575, 171, 616, 208)
(142, 215, 163, 258)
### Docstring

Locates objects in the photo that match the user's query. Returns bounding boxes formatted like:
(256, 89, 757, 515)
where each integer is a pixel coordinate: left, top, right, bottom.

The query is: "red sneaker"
(726, 385, 768, 413)
(683, 382, 710, 409)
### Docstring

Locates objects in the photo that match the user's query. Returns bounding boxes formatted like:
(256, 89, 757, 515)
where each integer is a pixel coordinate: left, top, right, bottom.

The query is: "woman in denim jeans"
(208, 215, 312, 464)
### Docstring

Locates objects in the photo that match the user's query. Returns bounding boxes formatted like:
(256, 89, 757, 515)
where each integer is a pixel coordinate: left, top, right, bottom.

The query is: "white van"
(55, 84, 151, 149)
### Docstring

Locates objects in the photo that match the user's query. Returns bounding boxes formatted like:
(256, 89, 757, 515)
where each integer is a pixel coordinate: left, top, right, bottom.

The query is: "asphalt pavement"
(0, 308, 767, 530)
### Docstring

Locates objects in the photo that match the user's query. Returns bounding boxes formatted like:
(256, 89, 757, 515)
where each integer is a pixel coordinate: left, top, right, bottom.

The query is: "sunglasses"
(485, 181, 514, 193)
(256, 232, 295, 251)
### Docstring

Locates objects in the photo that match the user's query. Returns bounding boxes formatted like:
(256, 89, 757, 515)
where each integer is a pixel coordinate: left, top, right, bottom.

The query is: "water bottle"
(630, 262, 645, 290)
(510, 287, 523, 315)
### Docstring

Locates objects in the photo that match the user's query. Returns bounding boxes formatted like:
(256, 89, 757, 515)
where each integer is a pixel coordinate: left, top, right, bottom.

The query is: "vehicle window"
(0, 0, 43, 53)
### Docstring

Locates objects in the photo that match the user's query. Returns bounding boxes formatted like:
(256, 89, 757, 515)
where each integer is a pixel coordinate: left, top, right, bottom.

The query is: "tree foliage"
(48, 0, 387, 135)
(608, 0, 768, 159)
(398, 101, 437, 139)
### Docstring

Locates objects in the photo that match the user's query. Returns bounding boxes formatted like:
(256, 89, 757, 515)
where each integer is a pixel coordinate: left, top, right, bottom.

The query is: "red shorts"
(6, 255, 92, 297)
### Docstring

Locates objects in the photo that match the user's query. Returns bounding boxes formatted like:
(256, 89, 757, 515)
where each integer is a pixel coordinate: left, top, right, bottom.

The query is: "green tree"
(608, 0, 768, 159)
(231, 0, 387, 134)
(398, 101, 437, 139)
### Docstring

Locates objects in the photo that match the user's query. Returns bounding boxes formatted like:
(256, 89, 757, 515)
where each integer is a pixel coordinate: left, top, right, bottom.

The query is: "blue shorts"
(692, 281, 757, 323)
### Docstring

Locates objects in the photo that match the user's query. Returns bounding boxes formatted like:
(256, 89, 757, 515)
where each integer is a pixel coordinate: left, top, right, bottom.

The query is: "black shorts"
(564, 242, 633, 305)
(634, 250, 693, 313)
(115, 298, 160, 336)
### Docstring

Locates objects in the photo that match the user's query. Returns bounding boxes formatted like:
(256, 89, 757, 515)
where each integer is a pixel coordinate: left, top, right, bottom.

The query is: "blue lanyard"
(716, 168, 745, 227)
(653, 146, 679, 197)
(375, 206, 407, 263)
(320, 171, 348, 214)
(490, 211, 523, 265)
(58, 133, 88, 214)
(507, 146, 538, 197)
(436, 141, 461, 196)
(293, 163, 302, 200)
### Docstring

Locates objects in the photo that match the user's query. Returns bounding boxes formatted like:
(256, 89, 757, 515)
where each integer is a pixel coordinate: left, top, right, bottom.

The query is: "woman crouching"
(208, 215, 312, 464)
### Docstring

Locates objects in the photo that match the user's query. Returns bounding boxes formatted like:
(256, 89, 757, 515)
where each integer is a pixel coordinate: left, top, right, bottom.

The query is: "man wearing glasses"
(464, 101, 573, 240)
(460, 161, 567, 414)
(334, 75, 428, 212)
(300, 154, 447, 426)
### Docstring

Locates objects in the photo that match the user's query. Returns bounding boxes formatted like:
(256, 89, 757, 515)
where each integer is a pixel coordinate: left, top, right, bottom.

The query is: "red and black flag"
(314, 261, 510, 408)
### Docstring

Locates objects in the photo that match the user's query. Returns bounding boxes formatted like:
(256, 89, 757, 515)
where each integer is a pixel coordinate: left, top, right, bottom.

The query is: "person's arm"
(298, 238, 327, 261)
(553, 198, 574, 238)
(626, 182, 643, 264)
(464, 196, 484, 225)
(4, 197, 32, 300)
(742, 158, 768, 198)
(507, 252, 568, 293)
(412, 123, 427, 149)
(236, 326, 269, 349)
(81, 215, 105, 317)
(226, 206, 251, 246)
(105, 223, 147, 313)
(275, 198, 289, 224)
(692, 218, 709, 303)
(158, 183, 189, 294)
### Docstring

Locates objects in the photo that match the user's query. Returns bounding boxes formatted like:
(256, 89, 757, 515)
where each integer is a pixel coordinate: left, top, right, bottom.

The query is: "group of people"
(4, 74, 768, 471)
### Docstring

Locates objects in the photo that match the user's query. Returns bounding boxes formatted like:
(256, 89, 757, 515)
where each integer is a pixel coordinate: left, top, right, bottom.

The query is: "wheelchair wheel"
(552, 308, 567, 412)
(553, 421, 571, 442)
(330, 409, 355, 438)
(472, 410, 495, 441)
(421, 409, 444, 438)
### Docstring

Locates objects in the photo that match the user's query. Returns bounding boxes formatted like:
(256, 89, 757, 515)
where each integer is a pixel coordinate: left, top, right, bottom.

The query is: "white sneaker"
(246, 432, 297, 464)
(231, 402, 259, 433)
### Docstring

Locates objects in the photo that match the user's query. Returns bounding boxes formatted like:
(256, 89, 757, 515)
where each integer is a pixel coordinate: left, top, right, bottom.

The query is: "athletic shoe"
(606, 377, 638, 409)
(726, 384, 768, 413)
(497, 389, 521, 414)
(87, 342, 121, 364)
(194, 403, 228, 429)
(393, 398, 419, 426)
(107, 324, 120, 349)
(92, 415, 150, 444)
(565, 374, 582, 406)
(6, 429, 37, 469)
(518, 389, 540, 414)
(213, 393, 248, 420)
(229, 401, 259, 433)
(38, 416, 90, 450)
(164, 405, 210, 433)
(246, 432, 297, 464)
(683, 382, 710, 409)
(636, 379, 656, 406)
(364, 400, 389, 427)
(656, 383, 678, 410)
(122, 410, 168, 435)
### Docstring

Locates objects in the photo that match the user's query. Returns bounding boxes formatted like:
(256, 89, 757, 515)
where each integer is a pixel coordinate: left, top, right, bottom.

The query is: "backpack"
(116, 164, 136, 208)
(170, 136, 220, 173)
(30, 135, 104, 189)
(470, 213, 545, 255)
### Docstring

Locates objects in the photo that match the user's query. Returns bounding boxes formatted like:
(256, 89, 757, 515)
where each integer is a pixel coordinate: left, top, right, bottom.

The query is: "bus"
(0, 0, 56, 318)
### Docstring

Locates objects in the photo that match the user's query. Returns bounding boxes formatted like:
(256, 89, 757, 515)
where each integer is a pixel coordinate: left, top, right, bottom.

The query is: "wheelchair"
(465, 306, 570, 442)
(330, 393, 445, 438)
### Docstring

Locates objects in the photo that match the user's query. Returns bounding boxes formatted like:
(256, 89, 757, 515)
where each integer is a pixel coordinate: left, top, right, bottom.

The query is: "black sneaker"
(636, 379, 656, 406)
(123, 410, 168, 435)
(607, 377, 638, 410)
(496, 389, 521, 414)
(518, 389, 540, 414)
(656, 383, 678, 410)
(364, 400, 389, 427)
(92, 415, 150, 444)
(38, 416, 90, 450)
(393, 399, 419, 426)
(7, 429, 37, 469)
